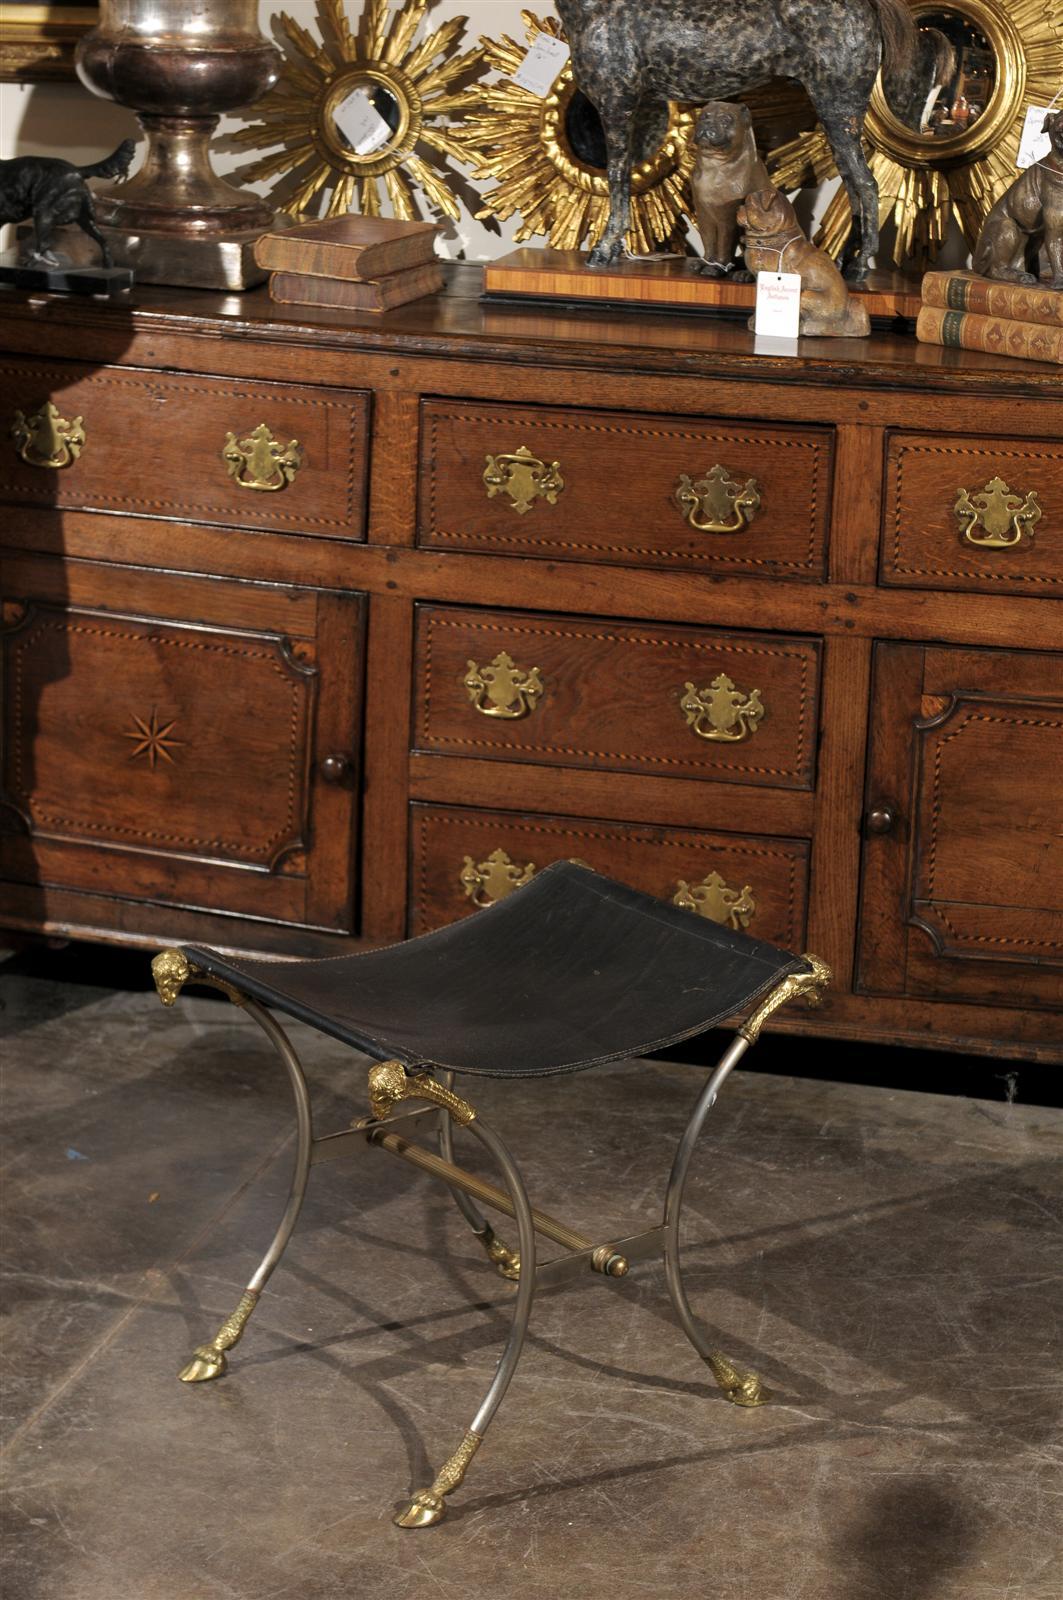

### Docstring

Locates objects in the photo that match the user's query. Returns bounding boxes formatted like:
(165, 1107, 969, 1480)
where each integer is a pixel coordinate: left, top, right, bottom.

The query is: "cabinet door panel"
(1, 557, 364, 934)
(859, 642, 1063, 1008)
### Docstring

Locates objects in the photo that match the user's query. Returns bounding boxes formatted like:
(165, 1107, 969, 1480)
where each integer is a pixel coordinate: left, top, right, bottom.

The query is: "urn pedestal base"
(100, 224, 268, 291)
(16, 222, 267, 291)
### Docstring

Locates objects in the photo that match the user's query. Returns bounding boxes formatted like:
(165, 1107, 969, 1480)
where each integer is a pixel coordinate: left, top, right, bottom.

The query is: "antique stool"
(151, 861, 830, 1528)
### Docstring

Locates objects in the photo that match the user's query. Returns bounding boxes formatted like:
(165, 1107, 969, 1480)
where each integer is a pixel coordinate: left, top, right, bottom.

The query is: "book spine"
(916, 305, 1063, 364)
(921, 273, 1063, 328)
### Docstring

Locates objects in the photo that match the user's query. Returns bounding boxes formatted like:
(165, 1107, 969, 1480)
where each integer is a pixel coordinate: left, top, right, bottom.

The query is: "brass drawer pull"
(681, 673, 764, 743)
(11, 403, 85, 469)
(460, 849, 536, 907)
(675, 465, 760, 533)
(464, 651, 544, 719)
(954, 476, 1042, 549)
(222, 422, 303, 492)
(674, 872, 756, 930)
(482, 445, 564, 514)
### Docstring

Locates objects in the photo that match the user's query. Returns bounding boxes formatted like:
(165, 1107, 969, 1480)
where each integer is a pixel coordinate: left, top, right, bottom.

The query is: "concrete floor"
(1, 956, 1061, 1600)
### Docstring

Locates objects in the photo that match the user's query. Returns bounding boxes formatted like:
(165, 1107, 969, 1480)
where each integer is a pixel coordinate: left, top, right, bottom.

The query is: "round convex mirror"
(563, 89, 608, 172)
(883, 8, 997, 136)
(317, 66, 420, 172)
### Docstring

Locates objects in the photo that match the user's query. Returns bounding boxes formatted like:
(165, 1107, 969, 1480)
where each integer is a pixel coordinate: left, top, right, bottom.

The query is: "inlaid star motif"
(123, 709, 183, 769)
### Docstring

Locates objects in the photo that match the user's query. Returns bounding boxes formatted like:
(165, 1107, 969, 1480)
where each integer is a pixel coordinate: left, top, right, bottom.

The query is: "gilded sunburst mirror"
(231, 0, 482, 220)
(769, 0, 1063, 267)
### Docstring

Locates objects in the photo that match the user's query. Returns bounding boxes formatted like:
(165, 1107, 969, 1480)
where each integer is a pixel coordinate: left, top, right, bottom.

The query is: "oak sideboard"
(1, 270, 1060, 1061)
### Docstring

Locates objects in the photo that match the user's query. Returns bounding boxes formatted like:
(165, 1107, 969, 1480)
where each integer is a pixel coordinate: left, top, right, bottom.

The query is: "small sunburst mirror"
(232, 0, 483, 220)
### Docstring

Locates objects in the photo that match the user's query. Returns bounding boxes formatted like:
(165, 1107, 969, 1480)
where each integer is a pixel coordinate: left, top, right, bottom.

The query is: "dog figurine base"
(0, 250, 133, 298)
(739, 188, 871, 338)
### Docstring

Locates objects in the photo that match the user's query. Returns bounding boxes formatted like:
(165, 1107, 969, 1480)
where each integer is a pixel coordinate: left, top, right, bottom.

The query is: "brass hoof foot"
(478, 1224, 521, 1281)
(706, 1350, 770, 1407)
(179, 1346, 228, 1383)
(724, 1372, 770, 1407)
(394, 1492, 446, 1529)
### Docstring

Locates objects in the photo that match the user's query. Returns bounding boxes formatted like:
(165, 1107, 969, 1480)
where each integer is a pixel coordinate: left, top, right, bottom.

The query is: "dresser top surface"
(1, 264, 1060, 398)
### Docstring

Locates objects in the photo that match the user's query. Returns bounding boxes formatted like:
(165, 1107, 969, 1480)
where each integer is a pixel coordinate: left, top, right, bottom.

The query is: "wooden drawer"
(418, 398, 831, 580)
(881, 431, 1063, 597)
(0, 360, 369, 538)
(0, 552, 365, 933)
(410, 803, 809, 949)
(414, 605, 820, 791)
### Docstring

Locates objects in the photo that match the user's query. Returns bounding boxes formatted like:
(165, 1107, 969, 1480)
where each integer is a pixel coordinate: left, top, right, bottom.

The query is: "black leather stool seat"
(184, 862, 808, 1077)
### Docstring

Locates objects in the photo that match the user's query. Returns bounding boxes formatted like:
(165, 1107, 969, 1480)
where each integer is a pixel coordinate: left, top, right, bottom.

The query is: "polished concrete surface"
(2, 956, 1061, 1600)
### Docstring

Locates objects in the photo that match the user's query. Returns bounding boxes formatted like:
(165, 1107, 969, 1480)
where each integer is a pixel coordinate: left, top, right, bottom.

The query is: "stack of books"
(917, 270, 1062, 365)
(256, 216, 444, 313)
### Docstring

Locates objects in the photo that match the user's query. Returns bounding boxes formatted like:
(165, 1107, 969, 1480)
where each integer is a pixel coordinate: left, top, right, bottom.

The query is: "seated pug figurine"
(691, 101, 768, 279)
(738, 188, 871, 337)
(973, 108, 1063, 288)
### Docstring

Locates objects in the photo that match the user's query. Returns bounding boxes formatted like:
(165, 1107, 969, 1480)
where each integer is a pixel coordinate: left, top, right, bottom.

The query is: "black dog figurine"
(554, 0, 916, 280)
(0, 139, 136, 268)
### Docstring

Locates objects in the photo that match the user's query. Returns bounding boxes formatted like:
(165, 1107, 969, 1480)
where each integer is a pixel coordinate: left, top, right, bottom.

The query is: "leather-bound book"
(255, 216, 441, 279)
(916, 305, 1063, 364)
(268, 262, 445, 312)
(922, 271, 1063, 328)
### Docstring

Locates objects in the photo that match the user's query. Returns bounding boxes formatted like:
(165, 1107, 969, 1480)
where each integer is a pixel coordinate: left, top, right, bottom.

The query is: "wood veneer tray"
(483, 247, 923, 321)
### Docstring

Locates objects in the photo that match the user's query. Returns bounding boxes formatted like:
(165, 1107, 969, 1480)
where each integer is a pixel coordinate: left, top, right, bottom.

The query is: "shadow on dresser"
(1, 292, 137, 947)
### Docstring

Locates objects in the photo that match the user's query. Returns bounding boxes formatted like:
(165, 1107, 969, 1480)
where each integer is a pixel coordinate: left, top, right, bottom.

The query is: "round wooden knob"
(866, 803, 896, 836)
(320, 754, 351, 784)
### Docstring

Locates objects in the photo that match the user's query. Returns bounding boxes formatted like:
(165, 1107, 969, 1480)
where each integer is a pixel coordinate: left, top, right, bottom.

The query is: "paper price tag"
(333, 87, 392, 156)
(1016, 104, 1052, 168)
(754, 271, 801, 339)
(513, 34, 569, 97)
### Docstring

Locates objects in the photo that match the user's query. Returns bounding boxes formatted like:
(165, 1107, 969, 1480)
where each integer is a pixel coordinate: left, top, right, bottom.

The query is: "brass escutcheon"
(464, 651, 544, 719)
(673, 871, 757, 930)
(222, 423, 303, 492)
(482, 445, 564, 514)
(460, 848, 536, 906)
(674, 465, 761, 533)
(11, 402, 85, 469)
(953, 476, 1042, 549)
(680, 673, 765, 743)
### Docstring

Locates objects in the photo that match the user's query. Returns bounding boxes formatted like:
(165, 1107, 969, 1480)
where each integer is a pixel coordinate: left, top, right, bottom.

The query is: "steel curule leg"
(662, 1034, 769, 1407)
(394, 1113, 537, 1528)
(176, 997, 314, 1383)
(437, 1072, 521, 1281)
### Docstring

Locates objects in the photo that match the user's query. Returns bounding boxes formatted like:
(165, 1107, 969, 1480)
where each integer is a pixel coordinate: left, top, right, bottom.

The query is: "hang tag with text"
(1016, 104, 1053, 168)
(513, 34, 569, 97)
(333, 87, 392, 156)
(754, 271, 801, 339)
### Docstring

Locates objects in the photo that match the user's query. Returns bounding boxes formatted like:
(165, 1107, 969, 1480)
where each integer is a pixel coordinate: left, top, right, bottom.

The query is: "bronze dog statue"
(0, 140, 135, 267)
(973, 109, 1063, 288)
(691, 102, 768, 279)
(740, 188, 870, 337)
